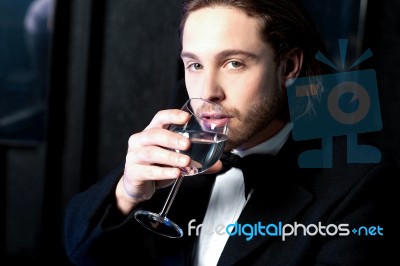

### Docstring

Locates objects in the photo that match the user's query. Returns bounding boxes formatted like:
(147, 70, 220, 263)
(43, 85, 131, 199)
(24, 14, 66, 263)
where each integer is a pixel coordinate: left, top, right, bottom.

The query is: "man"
(64, 0, 398, 265)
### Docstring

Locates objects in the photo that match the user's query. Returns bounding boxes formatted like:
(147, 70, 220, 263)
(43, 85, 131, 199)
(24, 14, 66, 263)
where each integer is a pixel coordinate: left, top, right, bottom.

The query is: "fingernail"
(179, 111, 189, 119)
(179, 156, 189, 164)
(178, 138, 188, 147)
(169, 168, 180, 177)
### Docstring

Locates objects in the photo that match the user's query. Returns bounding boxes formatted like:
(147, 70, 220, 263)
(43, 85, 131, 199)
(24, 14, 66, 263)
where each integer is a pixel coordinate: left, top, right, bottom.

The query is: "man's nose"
(200, 70, 224, 101)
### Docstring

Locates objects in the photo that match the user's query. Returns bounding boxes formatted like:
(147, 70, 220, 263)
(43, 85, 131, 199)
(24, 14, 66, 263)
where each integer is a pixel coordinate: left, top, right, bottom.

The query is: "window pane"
(0, 0, 54, 145)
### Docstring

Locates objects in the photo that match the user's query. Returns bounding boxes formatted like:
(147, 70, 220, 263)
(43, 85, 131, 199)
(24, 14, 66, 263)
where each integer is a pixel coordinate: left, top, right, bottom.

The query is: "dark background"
(0, 0, 399, 264)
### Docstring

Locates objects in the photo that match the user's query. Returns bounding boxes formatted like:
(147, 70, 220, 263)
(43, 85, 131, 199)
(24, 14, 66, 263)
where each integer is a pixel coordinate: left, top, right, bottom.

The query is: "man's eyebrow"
(180, 51, 199, 60)
(215, 49, 259, 60)
(180, 49, 258, 60)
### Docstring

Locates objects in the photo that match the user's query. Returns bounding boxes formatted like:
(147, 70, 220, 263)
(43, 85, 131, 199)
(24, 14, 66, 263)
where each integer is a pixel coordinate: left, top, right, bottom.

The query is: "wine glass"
(134, 98, 229, 238)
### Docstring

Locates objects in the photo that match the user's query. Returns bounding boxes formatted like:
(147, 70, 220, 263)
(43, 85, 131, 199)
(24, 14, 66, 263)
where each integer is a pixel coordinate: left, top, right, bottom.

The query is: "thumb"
(204, 160, 223, 174)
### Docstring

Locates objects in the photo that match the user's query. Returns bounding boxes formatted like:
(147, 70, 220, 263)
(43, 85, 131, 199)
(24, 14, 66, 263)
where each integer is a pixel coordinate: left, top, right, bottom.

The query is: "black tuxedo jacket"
(64, 136, 399, 265)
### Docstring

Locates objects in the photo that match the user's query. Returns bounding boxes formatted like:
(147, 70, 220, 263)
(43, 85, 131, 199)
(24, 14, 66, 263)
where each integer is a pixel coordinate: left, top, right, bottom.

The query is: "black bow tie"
(220, 152, 276, 197)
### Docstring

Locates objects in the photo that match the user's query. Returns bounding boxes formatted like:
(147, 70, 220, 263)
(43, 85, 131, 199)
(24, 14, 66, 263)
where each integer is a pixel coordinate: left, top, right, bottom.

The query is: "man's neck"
(236, 119, 288, 151)
(233, 121, 291, 157)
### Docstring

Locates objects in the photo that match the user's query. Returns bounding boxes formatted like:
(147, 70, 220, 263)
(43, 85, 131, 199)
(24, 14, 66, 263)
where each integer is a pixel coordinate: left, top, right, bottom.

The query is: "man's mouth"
(201, 114, 230, 130)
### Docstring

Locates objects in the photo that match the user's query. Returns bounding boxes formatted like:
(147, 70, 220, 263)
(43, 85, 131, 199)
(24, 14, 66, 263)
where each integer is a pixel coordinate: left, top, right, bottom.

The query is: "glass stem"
(159, 176, 184, 217)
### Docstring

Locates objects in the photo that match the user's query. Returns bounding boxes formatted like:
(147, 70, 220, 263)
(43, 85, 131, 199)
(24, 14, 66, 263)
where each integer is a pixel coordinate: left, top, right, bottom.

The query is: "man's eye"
(227, 61, 243, 69)
(187, 63, 203, 71)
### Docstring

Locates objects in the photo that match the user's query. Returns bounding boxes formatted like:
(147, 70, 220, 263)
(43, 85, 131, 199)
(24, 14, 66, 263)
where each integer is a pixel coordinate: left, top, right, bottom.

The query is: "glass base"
(134, 210, 183, 238)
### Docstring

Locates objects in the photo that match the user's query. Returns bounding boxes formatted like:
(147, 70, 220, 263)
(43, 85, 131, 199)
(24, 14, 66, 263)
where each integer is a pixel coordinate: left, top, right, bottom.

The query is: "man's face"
(181, 6, 287, 151)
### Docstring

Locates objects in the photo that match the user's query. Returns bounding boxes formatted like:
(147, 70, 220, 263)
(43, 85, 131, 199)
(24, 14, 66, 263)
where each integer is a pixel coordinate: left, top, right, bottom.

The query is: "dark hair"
(179, 0, 328, 78)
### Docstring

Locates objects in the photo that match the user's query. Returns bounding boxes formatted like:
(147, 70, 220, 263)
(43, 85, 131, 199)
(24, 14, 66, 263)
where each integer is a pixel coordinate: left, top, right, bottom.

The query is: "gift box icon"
(287, 39, 382, 168)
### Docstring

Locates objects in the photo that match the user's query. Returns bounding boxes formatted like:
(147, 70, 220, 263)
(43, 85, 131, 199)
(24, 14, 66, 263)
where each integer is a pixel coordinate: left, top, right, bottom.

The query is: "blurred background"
(0, 0, 399, 264)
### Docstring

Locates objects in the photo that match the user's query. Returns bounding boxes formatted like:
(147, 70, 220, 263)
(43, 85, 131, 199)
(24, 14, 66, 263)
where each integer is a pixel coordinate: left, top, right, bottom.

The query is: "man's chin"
(225, 139, 243, 152)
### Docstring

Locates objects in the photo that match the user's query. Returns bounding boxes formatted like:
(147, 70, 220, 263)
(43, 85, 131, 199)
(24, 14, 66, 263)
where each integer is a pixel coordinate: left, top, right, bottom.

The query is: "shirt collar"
(232, 123, 292, 158)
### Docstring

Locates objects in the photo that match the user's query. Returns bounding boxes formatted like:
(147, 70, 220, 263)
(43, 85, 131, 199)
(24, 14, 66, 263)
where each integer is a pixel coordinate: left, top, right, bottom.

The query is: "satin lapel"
(217, 136, 317, 265)
(217, 180, 313, 265)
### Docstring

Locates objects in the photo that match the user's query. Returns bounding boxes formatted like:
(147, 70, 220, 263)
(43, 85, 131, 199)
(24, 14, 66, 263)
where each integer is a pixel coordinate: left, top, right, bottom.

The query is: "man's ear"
(282, 48, 303, 82)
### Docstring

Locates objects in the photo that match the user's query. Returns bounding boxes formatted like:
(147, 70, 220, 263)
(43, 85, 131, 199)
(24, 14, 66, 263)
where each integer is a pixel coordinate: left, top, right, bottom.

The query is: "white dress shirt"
(193, 123, 292, 266)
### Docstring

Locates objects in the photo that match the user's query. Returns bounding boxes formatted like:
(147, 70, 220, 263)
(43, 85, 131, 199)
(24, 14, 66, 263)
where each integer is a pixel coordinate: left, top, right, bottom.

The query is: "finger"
(127, 143, 191, 169)
(125, 163, 181, 182)
(146, 109, 190, 130)
(129, 128, 191, 151)
(155, 179, 176, 189)
(204, 160, 223, 174)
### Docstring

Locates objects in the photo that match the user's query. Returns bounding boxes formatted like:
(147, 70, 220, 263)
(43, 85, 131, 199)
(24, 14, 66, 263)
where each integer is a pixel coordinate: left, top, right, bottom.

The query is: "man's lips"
(201, 114, 230, 130)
